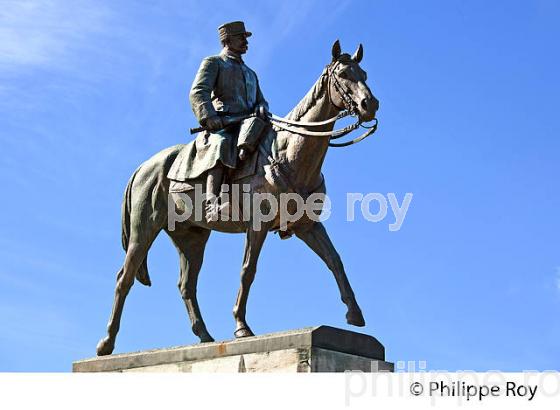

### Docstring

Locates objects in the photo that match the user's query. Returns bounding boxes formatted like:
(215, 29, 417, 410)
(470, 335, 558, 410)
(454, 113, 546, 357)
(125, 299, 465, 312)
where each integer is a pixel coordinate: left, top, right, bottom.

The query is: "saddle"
(167, 128, 326, 240)
(167, 127, 274, 193)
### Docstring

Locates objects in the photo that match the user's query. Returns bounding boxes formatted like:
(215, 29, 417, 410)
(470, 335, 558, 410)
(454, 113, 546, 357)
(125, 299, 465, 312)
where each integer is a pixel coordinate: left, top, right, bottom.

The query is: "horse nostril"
(360, 98, 370, 111)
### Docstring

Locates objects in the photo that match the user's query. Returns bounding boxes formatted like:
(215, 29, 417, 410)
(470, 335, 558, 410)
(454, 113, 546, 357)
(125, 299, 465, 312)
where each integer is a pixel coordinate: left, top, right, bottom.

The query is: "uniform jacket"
(189, 49, 268, 124)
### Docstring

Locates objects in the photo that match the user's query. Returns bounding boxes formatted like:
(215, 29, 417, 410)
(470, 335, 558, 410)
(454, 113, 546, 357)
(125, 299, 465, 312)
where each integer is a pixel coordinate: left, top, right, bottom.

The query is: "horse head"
(328, 40, 379, 122)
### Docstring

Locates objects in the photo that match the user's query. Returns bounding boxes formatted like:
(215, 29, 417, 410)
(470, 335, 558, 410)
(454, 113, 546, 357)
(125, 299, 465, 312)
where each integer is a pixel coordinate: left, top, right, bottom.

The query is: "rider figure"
(189, 21, 269, 222)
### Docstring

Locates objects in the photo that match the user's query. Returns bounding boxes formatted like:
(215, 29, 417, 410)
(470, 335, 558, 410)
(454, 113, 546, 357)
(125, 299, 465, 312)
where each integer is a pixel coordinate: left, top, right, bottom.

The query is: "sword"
(189, 106, 269, 134)
(189, 112, 256, 135)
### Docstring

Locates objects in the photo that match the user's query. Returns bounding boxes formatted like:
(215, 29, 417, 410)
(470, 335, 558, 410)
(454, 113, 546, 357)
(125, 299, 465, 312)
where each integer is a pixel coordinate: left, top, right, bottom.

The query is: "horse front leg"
(232, 225, 269, 338)
(295, 222, 365, 327)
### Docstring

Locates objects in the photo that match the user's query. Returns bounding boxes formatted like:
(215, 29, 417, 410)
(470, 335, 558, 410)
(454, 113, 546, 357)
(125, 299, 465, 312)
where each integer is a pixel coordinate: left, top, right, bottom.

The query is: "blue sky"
(0, 0, 558, 371)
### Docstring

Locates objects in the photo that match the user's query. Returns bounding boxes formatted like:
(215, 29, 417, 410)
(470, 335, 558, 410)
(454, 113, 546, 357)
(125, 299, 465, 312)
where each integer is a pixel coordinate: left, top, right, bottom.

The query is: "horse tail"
(122, 167, 152, 287)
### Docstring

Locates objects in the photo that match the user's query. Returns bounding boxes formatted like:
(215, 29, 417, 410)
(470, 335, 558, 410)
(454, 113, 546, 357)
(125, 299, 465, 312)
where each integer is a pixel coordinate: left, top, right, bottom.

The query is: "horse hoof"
(199, 333, 215, 343)
(346, 309, 366, 327)
(193, 322, 215, 343)
(234, 327, 254, 338)
(96, 337, 115, 356)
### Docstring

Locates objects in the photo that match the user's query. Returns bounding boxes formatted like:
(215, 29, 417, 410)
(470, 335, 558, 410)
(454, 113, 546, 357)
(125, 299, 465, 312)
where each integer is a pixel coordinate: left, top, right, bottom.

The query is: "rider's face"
(227, 34, 249, 55)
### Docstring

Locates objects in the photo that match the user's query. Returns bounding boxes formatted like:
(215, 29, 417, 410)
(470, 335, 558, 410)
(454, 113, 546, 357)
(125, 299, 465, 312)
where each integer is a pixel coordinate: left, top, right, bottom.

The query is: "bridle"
(327, 60, 358, 113)
(268, 59, 378, 147)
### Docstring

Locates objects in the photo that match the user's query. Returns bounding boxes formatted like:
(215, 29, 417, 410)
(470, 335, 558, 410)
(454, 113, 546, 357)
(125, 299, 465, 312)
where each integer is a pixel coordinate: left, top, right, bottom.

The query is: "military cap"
(218, 21, 252, 41)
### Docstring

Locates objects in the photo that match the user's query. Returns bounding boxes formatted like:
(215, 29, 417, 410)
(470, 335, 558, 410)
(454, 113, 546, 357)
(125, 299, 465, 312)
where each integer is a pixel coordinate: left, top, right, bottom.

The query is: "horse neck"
(277, 72, 340, 189)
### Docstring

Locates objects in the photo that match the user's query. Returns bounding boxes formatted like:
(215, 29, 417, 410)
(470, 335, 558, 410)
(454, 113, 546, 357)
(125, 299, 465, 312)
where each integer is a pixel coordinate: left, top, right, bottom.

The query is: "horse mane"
(285, 67, 329, 121)
(284, 53, 355, 121)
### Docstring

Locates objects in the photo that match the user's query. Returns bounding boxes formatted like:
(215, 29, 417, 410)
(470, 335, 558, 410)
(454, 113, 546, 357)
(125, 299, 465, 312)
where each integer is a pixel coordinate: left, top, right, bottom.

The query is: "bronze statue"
(189, 21, 269, 222)
(96, 22, 379, 356)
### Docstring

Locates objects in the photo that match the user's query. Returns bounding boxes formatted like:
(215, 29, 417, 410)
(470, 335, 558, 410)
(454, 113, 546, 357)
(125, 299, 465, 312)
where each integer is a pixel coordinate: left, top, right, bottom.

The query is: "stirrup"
(205, 200, 231, 223)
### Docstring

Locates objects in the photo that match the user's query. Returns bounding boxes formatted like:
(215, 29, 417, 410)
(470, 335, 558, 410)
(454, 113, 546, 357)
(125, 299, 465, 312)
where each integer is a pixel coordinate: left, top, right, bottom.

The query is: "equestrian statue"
(96, 21, 379, 356)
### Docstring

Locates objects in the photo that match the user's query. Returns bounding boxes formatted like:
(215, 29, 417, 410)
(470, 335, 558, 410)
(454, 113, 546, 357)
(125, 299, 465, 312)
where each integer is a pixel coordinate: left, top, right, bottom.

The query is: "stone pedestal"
(73, 326, 393, 373)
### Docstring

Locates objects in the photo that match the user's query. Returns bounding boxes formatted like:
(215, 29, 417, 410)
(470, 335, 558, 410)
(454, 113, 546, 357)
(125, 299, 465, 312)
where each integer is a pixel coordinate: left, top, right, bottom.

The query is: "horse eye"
(338, 70, 349, 79)
(355, 67, 366, 81)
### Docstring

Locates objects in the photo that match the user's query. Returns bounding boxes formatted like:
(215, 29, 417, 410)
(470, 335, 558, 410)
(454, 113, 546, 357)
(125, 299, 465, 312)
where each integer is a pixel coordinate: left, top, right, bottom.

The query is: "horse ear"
(352, 44, 363, 63)
(331, 39, 341, 61)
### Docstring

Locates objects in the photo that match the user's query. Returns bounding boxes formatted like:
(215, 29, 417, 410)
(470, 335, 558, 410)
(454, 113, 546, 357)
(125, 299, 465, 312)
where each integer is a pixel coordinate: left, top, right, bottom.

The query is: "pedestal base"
(73, 326, 393, 373)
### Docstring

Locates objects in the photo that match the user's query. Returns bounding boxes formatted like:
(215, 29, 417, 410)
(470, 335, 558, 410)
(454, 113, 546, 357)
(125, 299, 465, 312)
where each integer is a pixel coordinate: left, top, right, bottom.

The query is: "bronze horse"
(97, 40, 379, 355)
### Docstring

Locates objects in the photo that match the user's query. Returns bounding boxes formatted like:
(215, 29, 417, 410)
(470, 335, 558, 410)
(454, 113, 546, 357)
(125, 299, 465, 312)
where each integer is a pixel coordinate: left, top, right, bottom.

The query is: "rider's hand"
(205, 116, 223, 131)
(255, 104, 269, 120)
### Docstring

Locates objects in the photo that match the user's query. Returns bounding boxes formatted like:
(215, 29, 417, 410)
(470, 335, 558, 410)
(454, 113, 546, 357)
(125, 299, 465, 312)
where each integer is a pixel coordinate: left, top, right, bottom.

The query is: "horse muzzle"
(357, 96, 378, 122)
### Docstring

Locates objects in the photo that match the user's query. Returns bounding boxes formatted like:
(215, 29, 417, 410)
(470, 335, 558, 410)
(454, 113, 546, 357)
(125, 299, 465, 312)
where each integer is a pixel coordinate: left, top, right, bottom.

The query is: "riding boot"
(205, 166, 229, 223)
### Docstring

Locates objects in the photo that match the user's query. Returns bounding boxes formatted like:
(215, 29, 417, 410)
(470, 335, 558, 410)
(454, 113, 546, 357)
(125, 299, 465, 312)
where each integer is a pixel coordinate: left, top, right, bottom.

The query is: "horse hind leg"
(97, 198, 163, 356)
(233, 225, 269, 338)
(96, 240, 153, 356)
(169, 228, 214, 343)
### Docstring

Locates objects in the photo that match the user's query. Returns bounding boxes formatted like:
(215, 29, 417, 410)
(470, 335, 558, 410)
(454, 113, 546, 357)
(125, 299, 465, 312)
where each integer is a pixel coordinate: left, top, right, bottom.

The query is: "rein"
(267, 61, 378, 147)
